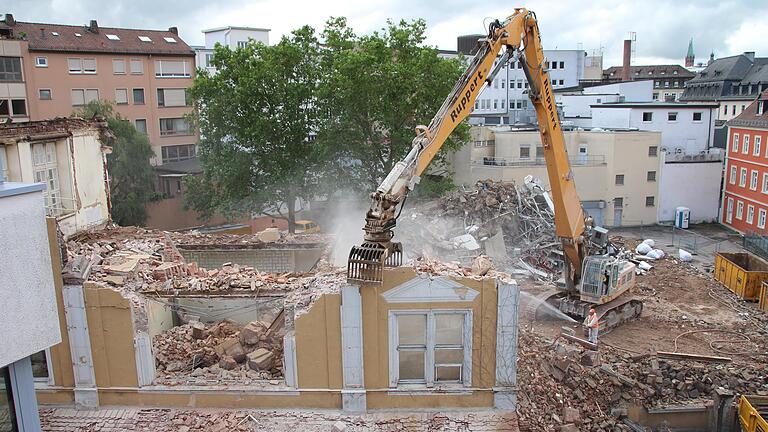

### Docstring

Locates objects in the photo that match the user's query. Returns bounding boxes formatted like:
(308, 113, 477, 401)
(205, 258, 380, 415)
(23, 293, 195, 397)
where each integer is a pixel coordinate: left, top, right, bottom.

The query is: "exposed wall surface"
(583, 81, 653, 101)
(45, 218, 76, 389)
(0, 187, 61, 367)
(658, 158, 723, 223)
(144, 195, 231, 230)
(83, 282, 140, 389)
(178, 247, 323, 272)
(175, 297, 283, 325)
(294, 294, 343, 390)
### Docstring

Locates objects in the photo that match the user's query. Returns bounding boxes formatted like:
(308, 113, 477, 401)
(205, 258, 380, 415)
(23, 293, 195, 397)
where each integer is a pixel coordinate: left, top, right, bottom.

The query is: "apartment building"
(0, 117, 111, 236)
(722, 90, 768, 234)
(555, 80, 653, 127)
(0, 181, 61, 431)
(194, 26, 270, 73)
(446, 35, 585, 125)
(0, 14, 197, 165)
(451, 126, 662, 227)
(602, 65, 694, 102)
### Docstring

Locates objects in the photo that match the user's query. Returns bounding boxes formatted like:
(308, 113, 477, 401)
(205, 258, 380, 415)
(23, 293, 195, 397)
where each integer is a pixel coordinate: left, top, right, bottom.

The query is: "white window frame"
(667, 111, 678, 122)
(154, 59, 191, 78)
(38, 88, 52, 100)
(112, 59, 126, 75)
(642, 112, 653, 122)
(763, 173, 768, 194)
(130, 59, 143, 75)
(726, 198, 734, 224)
(759, 209, 767, 229)
(730, 166, 737, 184)
(519, 144, 531, 160)
(740, 168, 748, 187)
(733, 133, 739, 153)
(135, 119, 148, 135)
(736, 201, 744, 220)
(755, 135, 762, 157)
(35, 56, 48, 68)
(751, 170, 759, 191)
(115, 88, 128, 105)
(388, 309, 473, 389)
(743, 134, 750, 155)
(747, 205, 755, 224)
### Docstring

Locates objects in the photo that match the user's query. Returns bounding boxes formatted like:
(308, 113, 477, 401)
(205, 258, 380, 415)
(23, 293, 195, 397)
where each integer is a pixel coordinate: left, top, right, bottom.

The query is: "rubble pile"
(153, 319, 285, 386)
(399, 178, 561, 278)
(517, 328, 768, 432)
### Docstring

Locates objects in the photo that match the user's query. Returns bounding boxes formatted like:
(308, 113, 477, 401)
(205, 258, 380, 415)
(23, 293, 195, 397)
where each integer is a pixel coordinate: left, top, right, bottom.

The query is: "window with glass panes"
(32, 142, 62, 215)
(389, 310, 472, 387)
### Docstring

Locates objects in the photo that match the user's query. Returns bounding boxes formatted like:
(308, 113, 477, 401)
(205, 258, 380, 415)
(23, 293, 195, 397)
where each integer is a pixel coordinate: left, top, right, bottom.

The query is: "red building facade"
(722, 91, 768, 234)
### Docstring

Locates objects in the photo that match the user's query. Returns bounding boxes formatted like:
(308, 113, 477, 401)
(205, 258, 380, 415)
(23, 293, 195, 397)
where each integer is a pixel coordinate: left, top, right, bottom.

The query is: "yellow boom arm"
(349, 9, 588, 285)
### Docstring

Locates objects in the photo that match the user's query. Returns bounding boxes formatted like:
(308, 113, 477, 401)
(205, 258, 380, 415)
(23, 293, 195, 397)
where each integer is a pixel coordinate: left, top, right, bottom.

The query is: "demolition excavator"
(347, 8, 642, 330)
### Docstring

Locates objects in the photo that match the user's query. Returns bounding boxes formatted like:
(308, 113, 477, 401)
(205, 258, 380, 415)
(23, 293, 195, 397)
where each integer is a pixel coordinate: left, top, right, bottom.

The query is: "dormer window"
(106, 34, 120, 41)
(164, 37, 177, 43)
(673, 70, 678, 75)
(660, 71, 666, 75)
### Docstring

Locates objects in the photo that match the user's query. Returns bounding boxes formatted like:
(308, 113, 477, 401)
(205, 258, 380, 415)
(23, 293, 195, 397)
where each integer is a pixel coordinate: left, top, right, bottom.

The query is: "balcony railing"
(473, 154, 607, 167)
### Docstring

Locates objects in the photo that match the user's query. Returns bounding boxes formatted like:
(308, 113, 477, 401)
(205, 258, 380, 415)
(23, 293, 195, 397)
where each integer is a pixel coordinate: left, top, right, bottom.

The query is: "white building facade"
(194, 26, 270, 72)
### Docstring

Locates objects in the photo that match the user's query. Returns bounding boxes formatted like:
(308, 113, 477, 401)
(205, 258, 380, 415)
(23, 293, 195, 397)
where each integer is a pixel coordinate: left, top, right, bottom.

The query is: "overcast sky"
(8, 0, 768, 67)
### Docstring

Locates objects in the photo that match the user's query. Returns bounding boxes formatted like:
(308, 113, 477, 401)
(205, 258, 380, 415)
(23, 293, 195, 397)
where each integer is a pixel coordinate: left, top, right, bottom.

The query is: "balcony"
(474, 154, 607, 167)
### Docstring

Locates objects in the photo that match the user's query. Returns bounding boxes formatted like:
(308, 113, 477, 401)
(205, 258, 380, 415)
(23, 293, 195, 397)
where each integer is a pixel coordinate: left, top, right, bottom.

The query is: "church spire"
(685, 38, 695, 67)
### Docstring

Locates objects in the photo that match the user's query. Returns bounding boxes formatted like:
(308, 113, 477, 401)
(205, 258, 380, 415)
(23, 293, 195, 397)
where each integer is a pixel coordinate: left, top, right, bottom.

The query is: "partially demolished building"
(38, 226, 520, 412)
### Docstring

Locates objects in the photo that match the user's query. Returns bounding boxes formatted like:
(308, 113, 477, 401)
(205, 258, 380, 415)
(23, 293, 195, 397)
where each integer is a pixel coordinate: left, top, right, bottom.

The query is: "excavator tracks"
(524, 288, 643, 334)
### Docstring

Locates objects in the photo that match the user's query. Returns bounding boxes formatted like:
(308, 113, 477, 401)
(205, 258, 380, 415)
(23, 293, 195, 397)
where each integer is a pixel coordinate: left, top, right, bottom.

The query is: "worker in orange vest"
(584, 308, 599, 344)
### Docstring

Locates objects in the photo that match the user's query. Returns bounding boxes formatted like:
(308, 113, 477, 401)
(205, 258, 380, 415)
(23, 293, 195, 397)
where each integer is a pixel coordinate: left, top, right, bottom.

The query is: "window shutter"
(113, 59, 126, 74)
(83, 58, 97, 72)
(164, 89, 187, 106)
(85, 89, 99, 103)
(71, 89, 84, 105)
(68, 58, 81, 72)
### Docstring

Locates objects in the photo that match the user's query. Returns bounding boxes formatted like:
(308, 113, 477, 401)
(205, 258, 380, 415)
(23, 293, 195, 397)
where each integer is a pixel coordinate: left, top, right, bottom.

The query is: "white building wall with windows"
(0, 120, 111, 237)
(195, 26, 271, 72)
(591, 103, 718, 154)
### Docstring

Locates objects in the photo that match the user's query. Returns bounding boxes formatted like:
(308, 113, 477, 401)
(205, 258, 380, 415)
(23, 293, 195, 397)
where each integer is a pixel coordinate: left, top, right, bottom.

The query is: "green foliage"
(318, 17, 469, 192)
(187, 27, 325, 232)
(73, 100, 155, 226)
(413, 175, 456, 199)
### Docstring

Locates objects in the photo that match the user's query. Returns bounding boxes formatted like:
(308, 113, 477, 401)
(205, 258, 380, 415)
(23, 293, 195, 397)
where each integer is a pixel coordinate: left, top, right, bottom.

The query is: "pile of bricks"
(153, 319, 285, 385)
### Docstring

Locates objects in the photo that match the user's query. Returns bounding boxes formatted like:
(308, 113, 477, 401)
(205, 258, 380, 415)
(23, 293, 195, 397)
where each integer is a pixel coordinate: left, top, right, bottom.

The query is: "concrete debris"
(153, 319, 284, 385)
(517, 327, 768, 432)
(399, 178, 562, 279)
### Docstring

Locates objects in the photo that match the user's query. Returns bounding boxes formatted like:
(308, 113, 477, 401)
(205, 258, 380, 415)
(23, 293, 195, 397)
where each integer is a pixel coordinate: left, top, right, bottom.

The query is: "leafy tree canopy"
(73, 100, 155, 226)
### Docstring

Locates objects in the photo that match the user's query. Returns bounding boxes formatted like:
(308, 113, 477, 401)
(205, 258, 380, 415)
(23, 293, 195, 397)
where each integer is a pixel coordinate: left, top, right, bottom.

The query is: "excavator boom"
(348, 9, 587, 286)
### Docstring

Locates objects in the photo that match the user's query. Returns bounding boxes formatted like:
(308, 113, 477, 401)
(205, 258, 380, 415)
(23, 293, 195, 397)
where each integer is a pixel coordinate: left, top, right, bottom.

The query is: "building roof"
(728, 90, 768, 129)
(681, 53, 768, 102)
(590, 101, 718, 108)
(1, 18, 194, 56)
(0, 117, 110, 143)
(687, 54, 757, 83)
(154, 157, 202, 174)
(203, 26, 270, 33)
(603, 64, 695, 80)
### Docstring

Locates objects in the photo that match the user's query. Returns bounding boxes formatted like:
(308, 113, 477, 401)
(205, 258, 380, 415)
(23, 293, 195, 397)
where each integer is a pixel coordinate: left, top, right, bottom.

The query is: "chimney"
(168, 26, 178, 35)
(622, 39, 632, 81)
(88, 19, 98, 33)
(40, 27, 46, 39)
(4, 13, 15, 26)
(744, 51, 755, 62)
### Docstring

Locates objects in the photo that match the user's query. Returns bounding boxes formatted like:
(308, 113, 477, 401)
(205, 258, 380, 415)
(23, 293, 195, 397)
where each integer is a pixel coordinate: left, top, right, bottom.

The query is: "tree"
(187, 27, 325, 232)
(318, 18, 469, 193)
(73, 100, 155, 226)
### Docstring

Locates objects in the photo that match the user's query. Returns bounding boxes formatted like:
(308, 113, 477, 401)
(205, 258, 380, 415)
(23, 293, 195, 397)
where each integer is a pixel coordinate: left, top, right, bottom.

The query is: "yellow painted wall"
(44, 218, 75, 389)
(360, 268, 499, 409)
(294, 293, 343, 390)
(83, 282, 140, 388)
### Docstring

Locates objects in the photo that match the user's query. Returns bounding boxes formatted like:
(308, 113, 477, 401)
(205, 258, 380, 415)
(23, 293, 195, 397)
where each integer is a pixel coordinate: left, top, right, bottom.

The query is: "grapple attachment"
(347, 242, 403, 283)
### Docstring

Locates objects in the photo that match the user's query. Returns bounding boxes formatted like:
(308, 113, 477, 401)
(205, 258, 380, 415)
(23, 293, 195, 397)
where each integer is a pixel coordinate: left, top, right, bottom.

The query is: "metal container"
(714, 252, 768, 301)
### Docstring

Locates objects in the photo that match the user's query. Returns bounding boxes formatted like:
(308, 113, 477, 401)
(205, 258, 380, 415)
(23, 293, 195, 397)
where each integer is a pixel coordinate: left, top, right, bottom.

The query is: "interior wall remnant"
(146, 298, 174, 338)
(45, 218, 75, 390)
(83, 282, 139, 389)
(174, 297, 283, 325)
(294, 294, 343, 390)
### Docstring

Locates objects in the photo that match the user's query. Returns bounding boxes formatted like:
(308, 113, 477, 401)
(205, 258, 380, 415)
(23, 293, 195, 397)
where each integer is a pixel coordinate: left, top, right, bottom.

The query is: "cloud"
(7, 0, 768, 66)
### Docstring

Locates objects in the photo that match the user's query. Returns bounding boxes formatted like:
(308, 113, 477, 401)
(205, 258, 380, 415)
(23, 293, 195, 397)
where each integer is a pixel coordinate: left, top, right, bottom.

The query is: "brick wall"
(179, 248, 322, 273)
